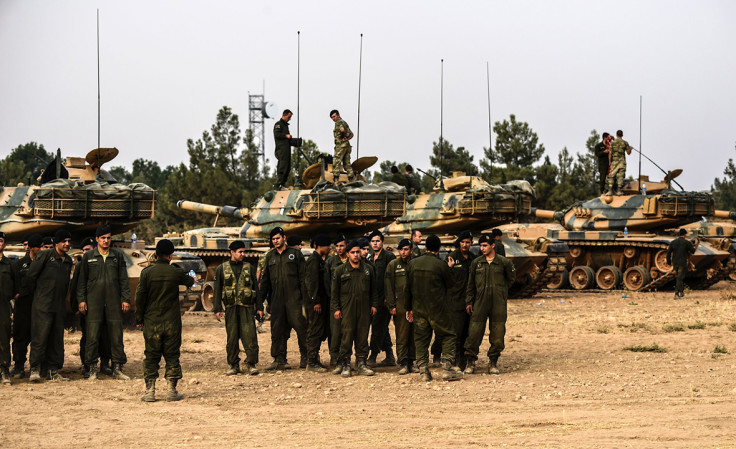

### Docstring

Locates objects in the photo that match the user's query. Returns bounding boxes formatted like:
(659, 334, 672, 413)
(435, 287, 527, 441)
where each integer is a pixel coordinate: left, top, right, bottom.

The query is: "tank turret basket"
(655, 191, 714, 217)
(33, 179, 155, 219)
(300, 181, 406, 219)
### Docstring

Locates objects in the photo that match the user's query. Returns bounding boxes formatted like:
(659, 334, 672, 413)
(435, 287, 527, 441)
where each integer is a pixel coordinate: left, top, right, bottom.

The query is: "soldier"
(390, 165, 407, 187)
(405, 234, 463, 382)
(255, 241, 274, 334)
(259, 227, 309, 370)
(667, 229, 696, 299)
(274, 109, 294, 190)
(77, 225, 131, 381)
(464, 234, 516, 375)
(490, 228, 506, 257)
(405, 165, 422, 195)
(213, 241, 261, 376)
(10, 234, 42, 379)
(329, 109, 355, 183)
(41, 236, 54, 250)
(135, 239, 195, 402)
(366, 230, 396, 367)
(331, 240, 378, 377)
(606, 129, 633, 196)
(358, 237, 370, 261)
(410, 230, 423, 258)
(385, 238, 416, 374)
(594, 132, 611, 194)
(27, 229, 73, 382)
(324, 234, 348, 366)
(287, 235, 303, 250)
(0, 232, 16, 385)
(305, 234, 332, 372)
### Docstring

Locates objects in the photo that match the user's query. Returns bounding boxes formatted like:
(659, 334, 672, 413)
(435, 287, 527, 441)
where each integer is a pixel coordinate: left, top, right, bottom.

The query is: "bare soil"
(3, 283, 736, 448)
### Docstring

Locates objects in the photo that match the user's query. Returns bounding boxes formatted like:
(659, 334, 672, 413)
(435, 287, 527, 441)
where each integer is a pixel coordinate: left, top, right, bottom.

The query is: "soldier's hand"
(215, 312, 223, 322)
(370, 307, 377, 316)
(389, 307, 396, 316)
(136, 323, 144, 330)
(334, 310, 342, 320)
(466, 305, 473, 315)
(286, 134, 292, 139)
(406, 311, 413, 323)
(256, 310, 264, 320)
(79, 302, 87, 315)
(314, 304, 322, 314)
(447, 256, 455, 268)
(122, 302, 131, 313)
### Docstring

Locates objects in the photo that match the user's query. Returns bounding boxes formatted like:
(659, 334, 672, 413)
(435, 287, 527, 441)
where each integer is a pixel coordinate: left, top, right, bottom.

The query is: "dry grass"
(687, 321, 706, 330)
(713, 345, 729, 354)
(662, 323, 685, 333)
(624, 343, 667, 353)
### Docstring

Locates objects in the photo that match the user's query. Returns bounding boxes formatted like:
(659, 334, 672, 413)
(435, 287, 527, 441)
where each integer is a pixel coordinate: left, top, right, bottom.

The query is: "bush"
(624, 343, 667, 353)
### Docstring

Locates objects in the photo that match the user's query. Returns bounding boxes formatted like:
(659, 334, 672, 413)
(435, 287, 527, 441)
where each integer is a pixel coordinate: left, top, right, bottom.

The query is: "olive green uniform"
(390, 173, 407, 187)
(367, 249, 395, 358)
(26, 248, 73, 373)
(667, 236, 695, 295)
(607, 137, 630, 193)
(69, 255, 112, 369)
(12, 255, 33, 369)
(135, 260, 194, 380)
(494, 239, 506, 257)
(258, 247, 308, 364)
(403, 253, 456, 367)
(406, 173, 422, 195)
(213, 260, 260, 366)
(274, 118, 292, 188)
(76, 248, 130, 367)
(324, 253, 347, 363)
(464, 255, 515, 364)
(0, 255, 16, 371)
(385, 256, 415, 366)
(594, 141, 609, 193)
(411, 242, 424, 259)
(332, 117, 355, 180)
(305, 251, 330, 363)
(331, 261, 379, 364)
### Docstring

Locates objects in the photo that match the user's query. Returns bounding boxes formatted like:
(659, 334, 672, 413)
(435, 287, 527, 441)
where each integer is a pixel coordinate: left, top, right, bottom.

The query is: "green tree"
(481, 114, 544, 183)
(0, 142, 53, 185)
(429, 137, 479, 177)
(713, 143, 736, 210)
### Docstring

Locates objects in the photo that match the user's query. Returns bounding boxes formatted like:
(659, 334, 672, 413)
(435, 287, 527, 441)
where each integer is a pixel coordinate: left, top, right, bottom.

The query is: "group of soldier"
(213, 225, 515, 384)
(594, 130, 635, 195)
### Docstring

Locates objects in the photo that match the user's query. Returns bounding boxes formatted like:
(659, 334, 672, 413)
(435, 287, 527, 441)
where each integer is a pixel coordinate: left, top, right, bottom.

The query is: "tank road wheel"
(596, 266, 622, 290)
(547, 268, 570, 289)
(623, 266, 652, 291)
(569, 247, 583, 259)
(654, 250, 673, 273)
(569, 266, 595, 290)
(200, 282, 215, 312)
(623, 247, 638, 259)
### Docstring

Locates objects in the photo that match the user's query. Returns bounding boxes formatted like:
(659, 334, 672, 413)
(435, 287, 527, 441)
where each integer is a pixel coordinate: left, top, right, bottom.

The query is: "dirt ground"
(3, 283, 736, 449)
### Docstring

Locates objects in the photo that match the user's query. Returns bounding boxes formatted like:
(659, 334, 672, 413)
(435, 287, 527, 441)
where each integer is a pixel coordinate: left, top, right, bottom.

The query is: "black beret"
(229, 240, 246, 251)
(456, 230, 473, 243)
(369, 230, 384, 241)
(333, 233, 347, 244)
(397, 238, 412, 250)
(0, 232, 6, 241)
(54, 229, 71, 243)
(346, 240, 361, 252)
(156, 239, 176, 256)
(357, 237, 370, 248)
(313, 234, 331, 247)
(43, 236, 54, 246)
(478, 235, 493, 245)
(21, 235, 30, 244)
(28, 234, 43, 248)
(425, 234, 441, 252)
(270, 227, 285, 238)
(287, 235, 302, 246)
(95, 225, 112, 237)
(80, 236, 96, 249)
(490, 228, 503, 237)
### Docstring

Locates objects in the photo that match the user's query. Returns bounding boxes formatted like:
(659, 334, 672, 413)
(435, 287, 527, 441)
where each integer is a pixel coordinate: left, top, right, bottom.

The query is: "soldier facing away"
(385, 238, 416, 374)
(135, 239, 195, 402)
(405, 165, 422, 195)
(304, 234, 332, 372)
(330, 109, 355, 183)
(667, 228, 696, 299)
(0, 231, 16, 385)
(213, 240, 262, 376)
(606, 129, 633, 196)
(390, 165, 407, 187)
(10, 234, 42, 380)
(464, 234, 516, 375)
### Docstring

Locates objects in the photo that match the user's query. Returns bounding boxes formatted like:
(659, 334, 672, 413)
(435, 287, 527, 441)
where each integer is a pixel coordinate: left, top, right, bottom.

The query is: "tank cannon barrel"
(177, 200, 250, 220)
(713, 210, 736, 220)
(531, 208, 563, 221)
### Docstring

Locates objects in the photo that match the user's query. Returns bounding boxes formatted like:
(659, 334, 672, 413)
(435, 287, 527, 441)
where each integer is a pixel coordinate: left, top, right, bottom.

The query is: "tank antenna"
(356, 33, 363, 159)
(486, 61, 493, 182)
(438, 58, 446, 192)
(638, 95, 642, 193)
(97, 9, 101, 150)
(293, 31, 303, 188)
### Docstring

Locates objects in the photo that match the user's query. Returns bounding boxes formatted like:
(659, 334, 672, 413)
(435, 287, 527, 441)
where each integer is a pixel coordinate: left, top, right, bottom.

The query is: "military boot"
(408, 361, 418, 373)
(166, 378, 184, 402)
(356, 360, 375, 376)
(366, 353, 378, 368)
(265, 360, 280, 371)
(299, 354, 308, 369)
(48, 370, 70, 381)
(488, 359, 500, 375)
(441, 361, 463, 381)
(332, 362, 344, 375)
(340, 362, 352, 378)
(141, 379, 156, 402)
(81, 364, 91, 379)
(430, 355, 442, 368)
(463, 360, 476, 375)
(278, 360, 292, 370)
(256, 321, 266, 334)
(419, 364, 432, 382)
(247, 363, 259, 376)
(88, 364, 99, 381)
(1, 367, 11, 385)
(226, 364, 241, 376)
(10, 364, 25, 379)
(100, 359, 113, 376)
(377, 350, 396, 367)
(112, 363, 130, 380)
(29, 368, 42, 383)
(398, 363, 410, 375)
(306, 360, 328, 373)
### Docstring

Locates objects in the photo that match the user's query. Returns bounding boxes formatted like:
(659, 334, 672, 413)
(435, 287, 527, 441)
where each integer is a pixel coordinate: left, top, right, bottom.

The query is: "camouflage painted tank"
(531, 175, 735, 292)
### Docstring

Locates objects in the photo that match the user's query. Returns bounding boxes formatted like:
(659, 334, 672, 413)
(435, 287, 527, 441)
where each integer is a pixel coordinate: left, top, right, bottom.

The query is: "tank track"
(640, 271, 676, 292)
(689, 255, 736, 290)
(513, 255, 567, 299)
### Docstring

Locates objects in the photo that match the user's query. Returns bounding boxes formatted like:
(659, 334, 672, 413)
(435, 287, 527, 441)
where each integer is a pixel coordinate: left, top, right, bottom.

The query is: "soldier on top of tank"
(330, 109, 355, 185)
(606, 130, 634, 196)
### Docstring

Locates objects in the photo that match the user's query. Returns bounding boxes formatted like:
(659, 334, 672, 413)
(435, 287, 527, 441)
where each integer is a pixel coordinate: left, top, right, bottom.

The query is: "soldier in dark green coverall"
(10, 234, 43, 379)
(390, 165, 407, 187)
(27, 229, 73, 382)
(404, 234, 463, 382)
(0, 232, 17, 385)
(213, 240, 262, 376)
(367, 230, 396, 367)
(259, 227, 309, 370)
(273, 109, 293, 189)
(77, 226, 131, 381)
(410, 230, 424, 258)
(324, 234, 348, 366)
(464, 235, 516, 375)
(385, 238, 416, 374)
(305, 234, 332, 372)
(331, 240, 378, 377)
(135, 239, 194, 402)
(667, 228, 696, 299)
(405, 165, 422, 195)
(490, 228, 506, 257)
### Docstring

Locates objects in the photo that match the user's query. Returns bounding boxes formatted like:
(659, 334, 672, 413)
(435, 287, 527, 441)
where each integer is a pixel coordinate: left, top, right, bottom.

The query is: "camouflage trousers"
(333, 143, 354, 180)
(607, 159, 626, 192)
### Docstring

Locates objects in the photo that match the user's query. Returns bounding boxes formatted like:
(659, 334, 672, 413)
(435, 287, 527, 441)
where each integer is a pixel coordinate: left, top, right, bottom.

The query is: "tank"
(531, 174, 736, 292)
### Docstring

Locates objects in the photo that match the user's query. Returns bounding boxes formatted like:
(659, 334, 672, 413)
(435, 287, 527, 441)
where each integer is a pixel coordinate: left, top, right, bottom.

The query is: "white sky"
(1, 0, 734, 191)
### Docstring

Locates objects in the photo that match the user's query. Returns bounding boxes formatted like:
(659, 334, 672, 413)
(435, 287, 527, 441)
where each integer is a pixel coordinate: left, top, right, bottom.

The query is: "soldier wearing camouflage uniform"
(10, 234, 42, 379)
(330, 109, 355, 182)
(0, 232, 16, 385)
(667, 228, 696, 299)
(304, 234, 332, 372)
(135, 239, 194, 402)
(606, 129, 633, 196)
(324, 234, 348, 366)
(464, 235, 516, 375)
(213, 241, 262, 376)
(385, 238, 416, 374)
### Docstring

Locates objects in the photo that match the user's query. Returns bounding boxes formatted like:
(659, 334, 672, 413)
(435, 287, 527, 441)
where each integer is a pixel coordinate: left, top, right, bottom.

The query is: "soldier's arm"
(297, 251, 309, 303)
(403, 263, 413, 312)
(258, 254, 272, 304)
(666, 244, 673, 265)
(212, 264, 224, 314)
(504, 258, 516, 289)
(273, 122, 288, 140)
(370, 269, 380, 310)
(465, 261, 477, 306)
(323, 260, 332, 301)
(384, 263, 396, 310)
(305, 257, 319, 307)
(134, 269, 148, 325)
(76, 254, 89, 306)
(248, 264, 262, 312)
(687, 240, 695, 255)
(118, 251, 131, 303)
(69, 263, 82, 310)
(330, 269, 341, 314)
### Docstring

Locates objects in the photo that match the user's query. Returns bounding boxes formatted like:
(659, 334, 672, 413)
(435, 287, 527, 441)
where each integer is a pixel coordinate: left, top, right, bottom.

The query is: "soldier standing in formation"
(10, 234, 42, 379)
(367, 230, 396, 368)
(667, 229, 696, 299)
(259, 227, 309, 370)
(213, 241, 261, 376)
(304, 234, 332, 372)
(274, 109, 294, 190)
(404, 234, 463, 382)
(27, 230, 73, 382)
(464, 235, 515, 375)
(385, 238, 416, 374)
(77, 225, 131, 381)
(330, 109, 355, 183)
(606, 129, 633, 196)
(331, 240, 377, 377)
(135, 239, 194, 402)
(324, 234, 348, 366)
(594, 132, 611, 194)
(0, 232, 15, 385)
(490, 228, 506, 257)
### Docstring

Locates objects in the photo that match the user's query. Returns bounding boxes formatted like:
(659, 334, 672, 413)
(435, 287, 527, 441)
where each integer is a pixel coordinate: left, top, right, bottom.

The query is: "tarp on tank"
(34, 180, 155, 218)
(299, 181, 406, 218)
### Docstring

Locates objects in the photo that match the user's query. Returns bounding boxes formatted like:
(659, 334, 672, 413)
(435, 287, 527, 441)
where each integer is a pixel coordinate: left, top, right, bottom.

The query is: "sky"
(1, 0, 735, 191)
